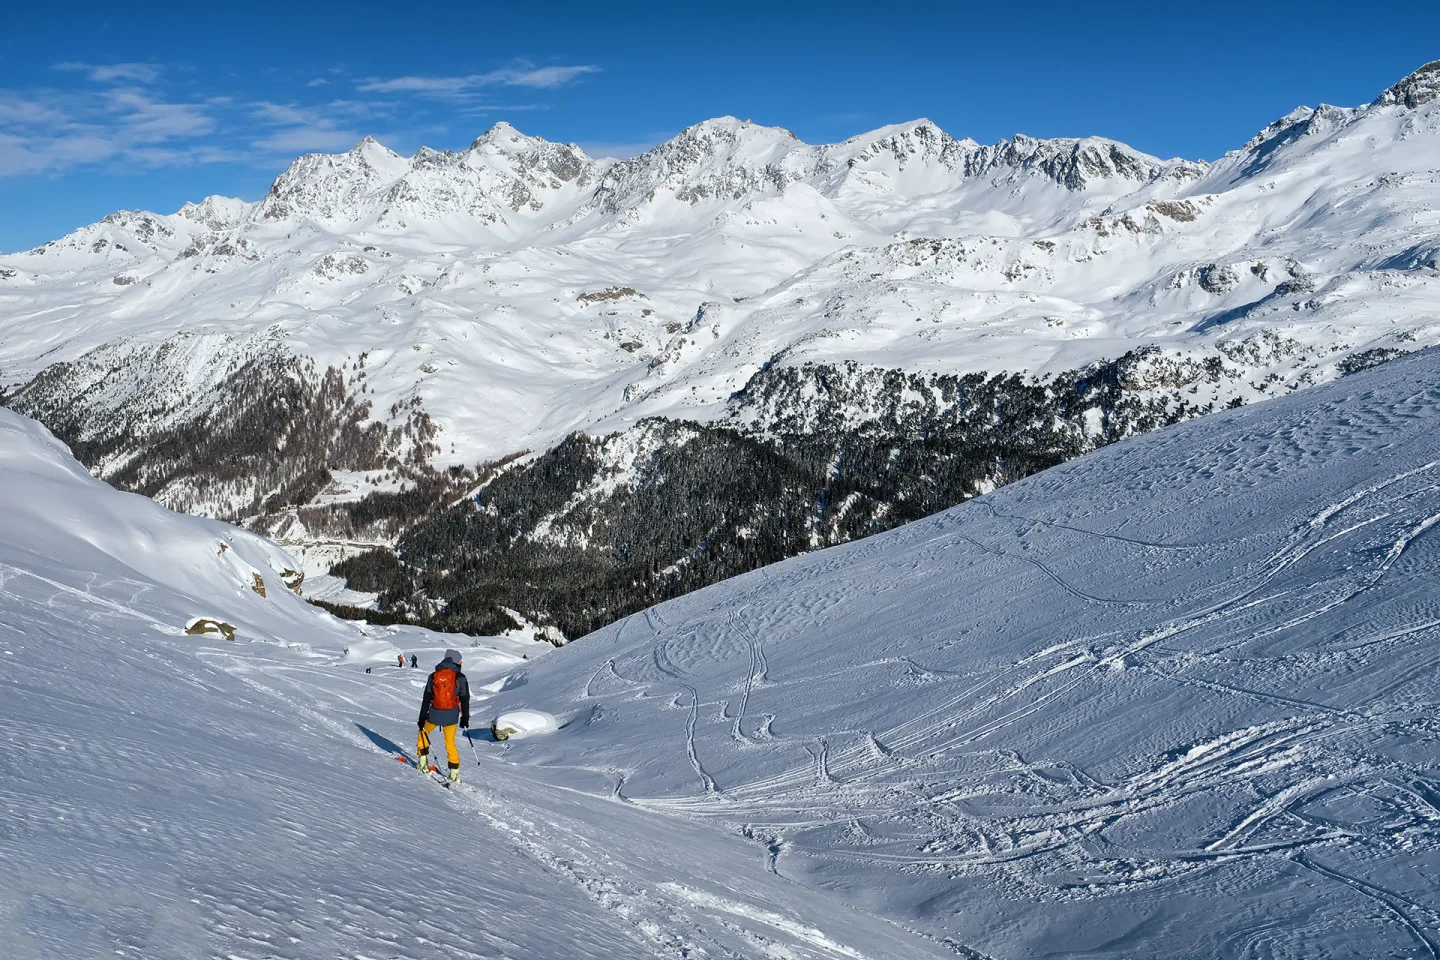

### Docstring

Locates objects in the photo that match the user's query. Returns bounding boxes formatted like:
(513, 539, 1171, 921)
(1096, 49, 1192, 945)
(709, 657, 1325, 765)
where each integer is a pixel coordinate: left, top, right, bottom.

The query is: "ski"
(398, 753, 456, 788)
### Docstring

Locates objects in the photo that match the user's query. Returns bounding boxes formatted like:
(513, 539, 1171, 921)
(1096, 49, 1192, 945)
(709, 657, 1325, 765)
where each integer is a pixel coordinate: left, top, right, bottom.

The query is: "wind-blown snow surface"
(5, 343, 1440, 957)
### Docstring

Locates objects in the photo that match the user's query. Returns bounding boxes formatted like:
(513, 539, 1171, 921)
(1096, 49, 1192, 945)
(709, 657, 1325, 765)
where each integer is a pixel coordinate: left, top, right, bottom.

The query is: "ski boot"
(448, 766, 460, 783)
(417, 752, 430, 772)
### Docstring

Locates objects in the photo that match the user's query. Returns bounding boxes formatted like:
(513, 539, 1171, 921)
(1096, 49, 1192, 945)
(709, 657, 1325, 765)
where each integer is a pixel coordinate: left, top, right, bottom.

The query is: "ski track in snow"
(498, 353, 1440, 958)
(195, 643, 939, 960)
(1, 582, 943, 960)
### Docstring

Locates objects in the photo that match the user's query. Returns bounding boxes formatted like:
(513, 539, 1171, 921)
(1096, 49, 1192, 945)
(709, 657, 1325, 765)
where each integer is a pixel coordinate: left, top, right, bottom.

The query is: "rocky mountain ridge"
(8, 112, 1209, 263)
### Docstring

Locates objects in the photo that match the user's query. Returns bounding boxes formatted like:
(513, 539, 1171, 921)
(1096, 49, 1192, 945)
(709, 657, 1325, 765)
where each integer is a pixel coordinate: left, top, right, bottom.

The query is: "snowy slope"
(0, 409, 964, 960)
(479, 347, 1440, 958)
(2, 63, 1437, 483)
(0, 408, 331, 647)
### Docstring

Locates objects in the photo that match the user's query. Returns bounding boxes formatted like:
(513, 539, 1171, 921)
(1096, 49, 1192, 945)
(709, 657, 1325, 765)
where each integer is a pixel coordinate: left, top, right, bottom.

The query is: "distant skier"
(410, 654, 418, 668)
(397, 653, 404, 668)
(417, 649, 470, 782)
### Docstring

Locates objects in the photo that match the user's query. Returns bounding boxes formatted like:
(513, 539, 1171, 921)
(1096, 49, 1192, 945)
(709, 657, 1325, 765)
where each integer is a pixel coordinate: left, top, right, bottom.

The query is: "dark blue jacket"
(418, 657, 470, 728)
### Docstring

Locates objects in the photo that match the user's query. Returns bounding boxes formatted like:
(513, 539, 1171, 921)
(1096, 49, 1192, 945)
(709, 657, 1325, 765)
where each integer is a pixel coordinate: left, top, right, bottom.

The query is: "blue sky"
(1, 0, 1436, 252)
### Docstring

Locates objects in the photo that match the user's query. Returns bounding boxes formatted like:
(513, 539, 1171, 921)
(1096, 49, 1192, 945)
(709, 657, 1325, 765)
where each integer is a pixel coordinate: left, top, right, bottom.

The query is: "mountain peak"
(260, 137, 408, 222)
(176, 195, 249, 230)
(831, 118, 977, 175)
(1374, 60, 1440, 109)
(681, 116, 802, 142)
(470, 121, 540, 150)
(962, 133, 1198, 190)
(893, 117, 939, 135)
(848, 118, 955, 143)
(344, 136, 405, 171)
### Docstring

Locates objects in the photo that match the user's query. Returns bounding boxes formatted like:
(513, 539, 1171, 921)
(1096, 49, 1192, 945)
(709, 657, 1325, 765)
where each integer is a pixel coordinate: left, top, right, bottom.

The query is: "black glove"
(417, 718, 426, 731)
(460, 716, 470, 729)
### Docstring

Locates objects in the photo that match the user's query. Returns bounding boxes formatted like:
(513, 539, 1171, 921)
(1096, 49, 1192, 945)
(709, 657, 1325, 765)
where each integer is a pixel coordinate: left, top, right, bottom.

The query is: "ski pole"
(466, 728, 482, 766)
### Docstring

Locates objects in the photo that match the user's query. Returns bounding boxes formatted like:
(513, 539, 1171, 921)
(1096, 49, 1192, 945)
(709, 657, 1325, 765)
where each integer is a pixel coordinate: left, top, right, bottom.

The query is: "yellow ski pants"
(418, 722, 459, 768)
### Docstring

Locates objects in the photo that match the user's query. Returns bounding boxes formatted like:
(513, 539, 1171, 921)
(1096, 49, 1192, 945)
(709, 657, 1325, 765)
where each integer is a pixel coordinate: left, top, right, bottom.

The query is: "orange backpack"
(432, 668, 459, 711)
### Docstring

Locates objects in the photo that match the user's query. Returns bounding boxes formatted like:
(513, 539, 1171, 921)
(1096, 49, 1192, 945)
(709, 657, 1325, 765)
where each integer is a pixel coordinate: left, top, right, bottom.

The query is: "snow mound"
(492, 709, 560, 741)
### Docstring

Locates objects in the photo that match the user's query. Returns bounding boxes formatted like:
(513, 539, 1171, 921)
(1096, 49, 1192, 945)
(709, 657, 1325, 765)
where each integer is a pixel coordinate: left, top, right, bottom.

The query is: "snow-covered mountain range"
(2, 61, 1438, 636)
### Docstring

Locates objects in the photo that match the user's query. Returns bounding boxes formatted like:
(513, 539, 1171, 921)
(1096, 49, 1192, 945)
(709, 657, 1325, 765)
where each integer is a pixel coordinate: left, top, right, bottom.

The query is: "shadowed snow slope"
(486, 347, 1440, 958)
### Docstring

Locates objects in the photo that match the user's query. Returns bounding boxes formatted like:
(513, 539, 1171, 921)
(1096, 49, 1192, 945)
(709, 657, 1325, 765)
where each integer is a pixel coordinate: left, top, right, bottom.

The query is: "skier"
(417, 649, 470, 782)
(410, 654, 418, 668)
(397, 653, 404, 668)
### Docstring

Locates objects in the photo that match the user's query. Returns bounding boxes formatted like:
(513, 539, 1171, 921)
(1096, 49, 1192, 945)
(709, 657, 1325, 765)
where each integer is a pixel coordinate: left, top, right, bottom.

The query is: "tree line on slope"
(336, 350, 1216, 640)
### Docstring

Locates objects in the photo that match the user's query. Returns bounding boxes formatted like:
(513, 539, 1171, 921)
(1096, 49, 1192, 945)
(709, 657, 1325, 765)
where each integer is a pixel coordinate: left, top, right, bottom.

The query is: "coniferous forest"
(8, 338, 1372, 641)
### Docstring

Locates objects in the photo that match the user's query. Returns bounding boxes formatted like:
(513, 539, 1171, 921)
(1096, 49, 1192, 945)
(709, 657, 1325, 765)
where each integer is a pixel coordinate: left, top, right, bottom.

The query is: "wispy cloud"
(496, 65, 599, 89)
(0, 131, 76, 176)
(357, 61, 599, 96)
(251, 101, 322, 127)
(357, 76, 469, 95)
(0, 84, 221, 176)
(0, 99, 69, 127)
(247, 100, 368, 155)
(450, 102, 551, 119)
(0, 62, 216, 175)
(0, 56, 601, 179)
(108, 89, 215, 141)
(54, 61, 163, 85)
